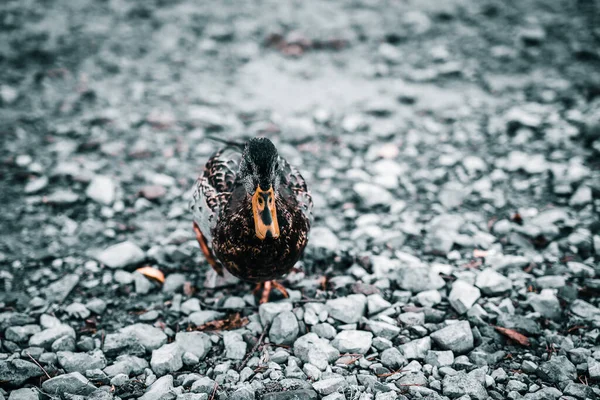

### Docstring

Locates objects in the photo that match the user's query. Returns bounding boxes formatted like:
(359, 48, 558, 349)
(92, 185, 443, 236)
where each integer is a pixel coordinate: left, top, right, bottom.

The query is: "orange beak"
(252, 186, 280, 240)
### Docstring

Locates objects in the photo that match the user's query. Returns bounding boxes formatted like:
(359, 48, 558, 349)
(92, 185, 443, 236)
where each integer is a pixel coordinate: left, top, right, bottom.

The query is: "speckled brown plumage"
(190, 137, 313, 286)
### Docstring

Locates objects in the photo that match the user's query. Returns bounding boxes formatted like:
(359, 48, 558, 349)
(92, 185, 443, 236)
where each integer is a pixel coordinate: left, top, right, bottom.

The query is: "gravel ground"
(1, 0, 600, 399)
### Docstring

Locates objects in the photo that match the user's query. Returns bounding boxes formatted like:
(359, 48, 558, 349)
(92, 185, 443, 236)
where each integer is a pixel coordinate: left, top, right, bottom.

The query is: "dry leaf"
(136, 266, 165, 283)
(495, 326, 530, 346)
(194, 313, 249, 332)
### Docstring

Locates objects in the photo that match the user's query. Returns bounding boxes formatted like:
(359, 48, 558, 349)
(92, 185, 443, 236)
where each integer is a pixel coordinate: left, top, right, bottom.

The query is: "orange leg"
(253, 281, 289, 304)
(193, 222, 223, 276)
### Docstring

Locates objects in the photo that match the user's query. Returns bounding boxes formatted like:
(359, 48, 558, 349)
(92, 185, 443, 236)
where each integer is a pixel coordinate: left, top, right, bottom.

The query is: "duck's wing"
(190, 147, 242, 244)
(278, 157, 313, 224)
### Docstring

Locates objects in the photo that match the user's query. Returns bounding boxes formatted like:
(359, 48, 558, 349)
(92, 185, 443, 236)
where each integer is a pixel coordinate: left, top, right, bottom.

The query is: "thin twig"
(209, 381, 219, 400)
(238, 323, 269, 372)
(25, 352, 51, 380)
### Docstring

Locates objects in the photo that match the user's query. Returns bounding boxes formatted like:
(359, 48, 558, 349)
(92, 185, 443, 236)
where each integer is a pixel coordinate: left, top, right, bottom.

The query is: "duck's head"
(239, 137, 281, 240)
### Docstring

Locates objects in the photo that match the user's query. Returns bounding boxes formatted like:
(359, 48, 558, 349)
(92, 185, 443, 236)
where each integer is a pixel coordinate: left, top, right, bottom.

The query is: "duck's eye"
(258, 197, 264, 207)
(268, 196, 274, 206)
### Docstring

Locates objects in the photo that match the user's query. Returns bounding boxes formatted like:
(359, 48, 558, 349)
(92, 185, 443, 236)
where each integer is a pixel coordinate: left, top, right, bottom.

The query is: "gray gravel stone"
(120, 324, 167, 351)
(140, 375, 174, 400)
(86, 175, 116, 205)
(110, 373, 129, 386)
(96, 241, 145, 269)
(43, 274, 80, 303)
(309, 227, 340, 252)
(181, 298, 201, 315)
(354, 182, 393, 208)
(259, 301, 293, 325)
(527, 289, 561, 319)
(381, 347, 407, 369)
(57, 350, 107, 373)
(326, 294, 366, 323)
(523, 387, 562, 400)
(188, 310, 225, 326)
(5, 325, 41, 343)
(51, 335, 76, 352)
(163, 273, 187, 293)
(65, 302, 91, 319)
(151, 342, 184, 375)
(443, 371, 487, 400)
(177, 394, 208, 400)
(563, 382, 595, 399)
(190, 376, 216, 393)
(537, 355, 576, 383)
(475, 269, 512, 295)
(104, 354, 150, 377)
(366, 320, 401, 340)
(85, 298, 107, 314)
(425, 350, 454, 367)
(415, 290, 442, 307)
(262, 389, 318, 400)
(312, 376, 348, 396)
(570, 299, 600, 319)
(29, 324, 76, 348)
(175, 332, 212, 359)
(134, 272, 152, 294)
(449, 280, 481, 314)
(223, 332, 247, 360)
(589, 357, 600, 379)
(367, 293, 391, 315)
(331, 330, 373, 354)
(42, 372, 97, 396)
(312, 323, 337, 340)
(395, 267, 445, 293)
(430, 321, 474, 354)
(0, 359, 43, 386)
(399, 337, 430, 360)
(293, 333, 340, 367)
(269, 311, 299, 345)
(7, 388, 39, 400)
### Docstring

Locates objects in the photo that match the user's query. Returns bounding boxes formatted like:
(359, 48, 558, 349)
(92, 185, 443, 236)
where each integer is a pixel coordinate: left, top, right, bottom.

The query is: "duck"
(190, 137, 313, 303)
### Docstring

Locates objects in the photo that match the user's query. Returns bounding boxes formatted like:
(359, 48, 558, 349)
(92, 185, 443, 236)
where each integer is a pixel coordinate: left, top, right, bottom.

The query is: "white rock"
(449, 280, 481, 314)
(97, 241, 145, 269)
(86, 175, 116, 205)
